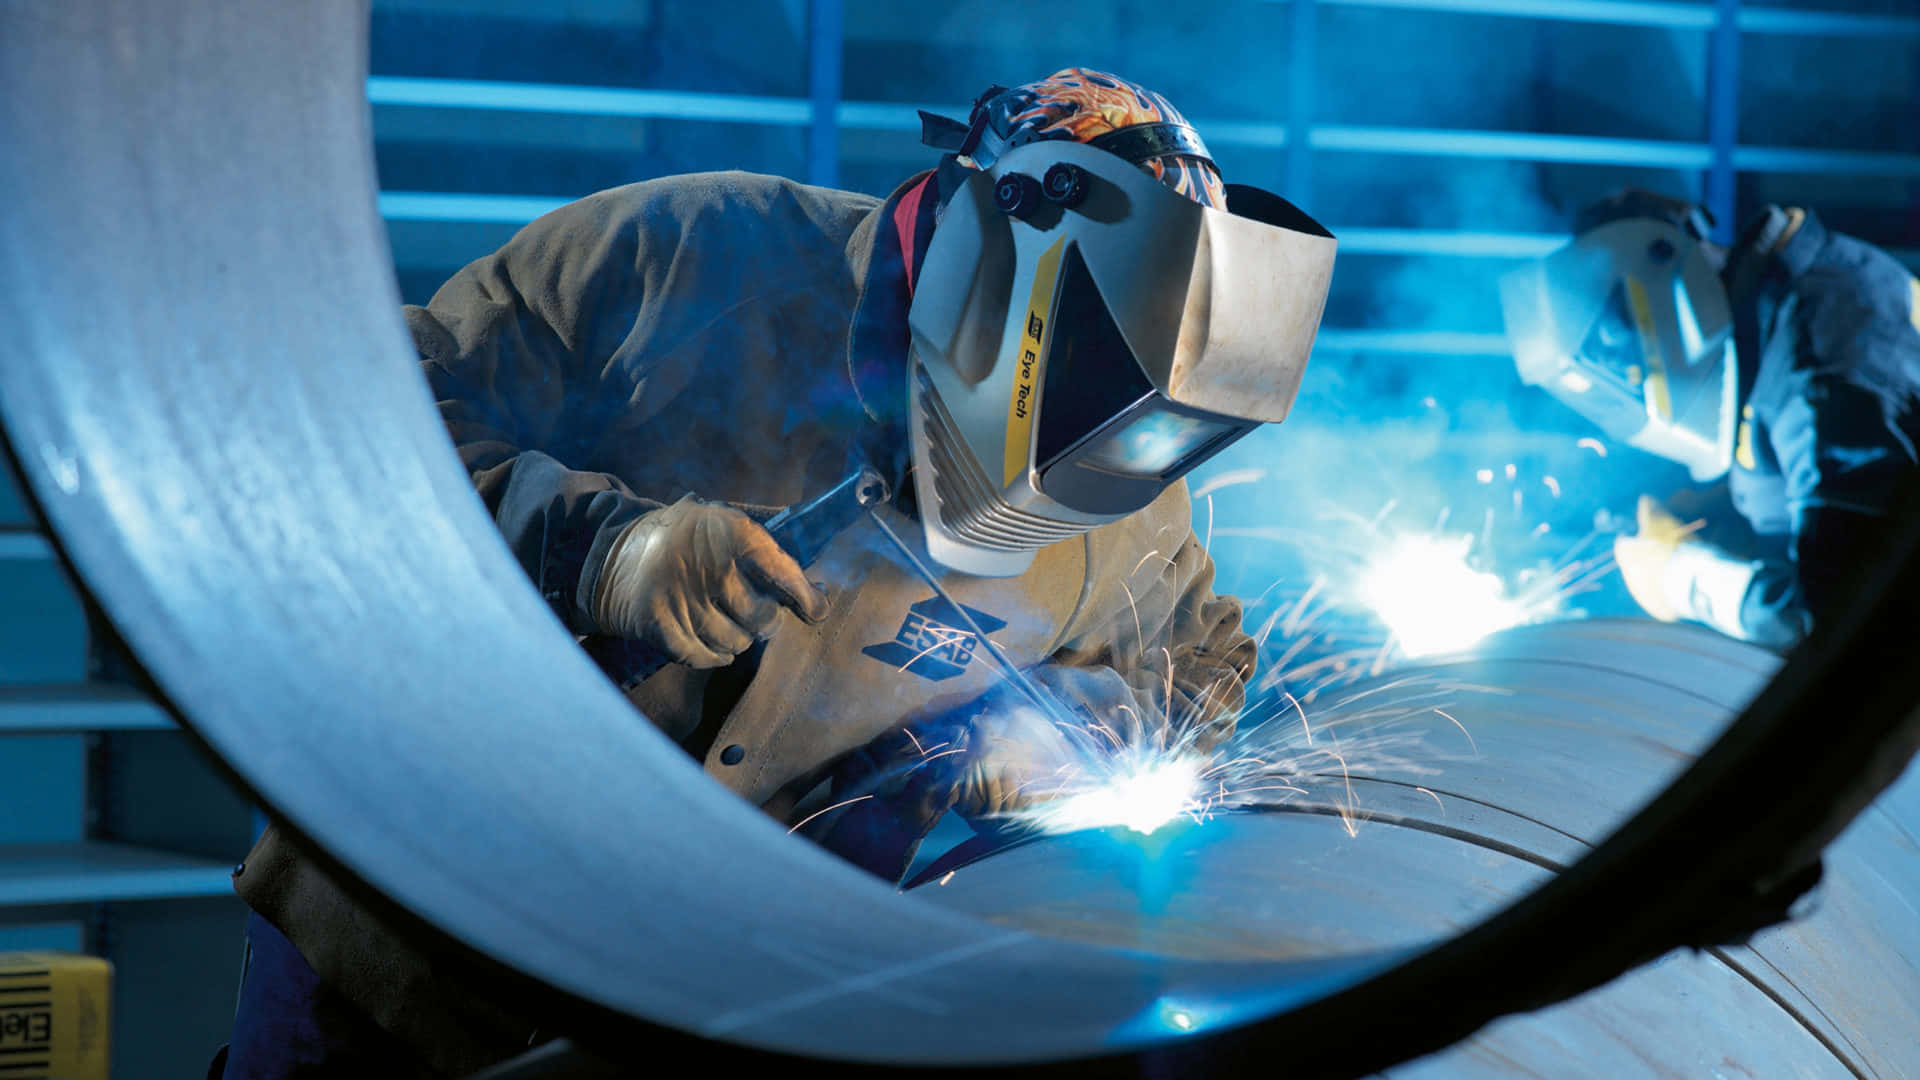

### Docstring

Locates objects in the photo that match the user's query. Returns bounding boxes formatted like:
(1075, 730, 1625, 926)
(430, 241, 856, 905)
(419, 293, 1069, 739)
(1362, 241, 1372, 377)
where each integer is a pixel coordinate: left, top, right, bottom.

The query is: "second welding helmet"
(907, 70, 1338, 577)
(1499, 193, 1737, 482)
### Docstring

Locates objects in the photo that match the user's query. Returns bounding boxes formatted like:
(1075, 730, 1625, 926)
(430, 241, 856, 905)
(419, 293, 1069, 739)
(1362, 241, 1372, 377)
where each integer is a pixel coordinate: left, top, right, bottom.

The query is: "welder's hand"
(591, 495, 830, 669)
(945, 665, 1148, 818)
(948, 699, 1082, 819)
(1132, 659, 1245, 757)
(1614, 495, 1699, 622)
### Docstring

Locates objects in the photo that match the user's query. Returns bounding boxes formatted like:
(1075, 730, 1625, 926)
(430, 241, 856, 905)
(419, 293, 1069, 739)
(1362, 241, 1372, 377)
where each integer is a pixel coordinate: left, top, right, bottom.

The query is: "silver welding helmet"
(1499, 216, 1737, 482)
(906, 137, 1337, 576)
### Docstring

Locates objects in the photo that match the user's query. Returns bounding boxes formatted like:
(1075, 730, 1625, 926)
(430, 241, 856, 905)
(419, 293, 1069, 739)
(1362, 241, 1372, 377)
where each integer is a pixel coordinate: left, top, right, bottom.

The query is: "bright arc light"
(1360, 533, 1527, 658)
(1031, 755, 1204, 836)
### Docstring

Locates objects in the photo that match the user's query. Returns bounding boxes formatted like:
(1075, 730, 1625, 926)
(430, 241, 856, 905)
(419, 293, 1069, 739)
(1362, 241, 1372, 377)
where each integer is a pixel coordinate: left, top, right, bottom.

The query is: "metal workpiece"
(915, 620, 1920, 1077)
(8, 1, 1920, 1078)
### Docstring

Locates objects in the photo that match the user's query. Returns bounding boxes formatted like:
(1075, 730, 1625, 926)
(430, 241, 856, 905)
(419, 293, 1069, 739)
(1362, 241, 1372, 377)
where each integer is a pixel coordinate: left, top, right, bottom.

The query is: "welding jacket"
(232, 169, 1254, 1077)
(1667, 208, 1920, 649)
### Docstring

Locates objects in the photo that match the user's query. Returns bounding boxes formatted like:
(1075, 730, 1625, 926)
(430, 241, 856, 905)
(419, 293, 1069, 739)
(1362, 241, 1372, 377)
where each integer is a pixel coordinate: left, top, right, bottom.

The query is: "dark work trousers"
(208, 912, 431, 1079)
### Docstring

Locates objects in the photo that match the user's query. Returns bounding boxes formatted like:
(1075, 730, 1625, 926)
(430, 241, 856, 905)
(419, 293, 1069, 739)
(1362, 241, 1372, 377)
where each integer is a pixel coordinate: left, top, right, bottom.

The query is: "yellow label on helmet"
(1626, 277, 1673, 421)
(1908, 276, 1919, 336)
(1735, 404, 1757, 471)
(1005, 238, 1066, 488)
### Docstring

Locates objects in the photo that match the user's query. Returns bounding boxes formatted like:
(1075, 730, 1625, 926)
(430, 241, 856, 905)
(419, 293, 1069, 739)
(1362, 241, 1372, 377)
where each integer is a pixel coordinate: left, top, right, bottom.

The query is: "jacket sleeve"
(1660, 541, 1804, 650)
(406, 188, 666, 635)
(1688, 263, 1920, 648)
(1046, 487, 1258, 743)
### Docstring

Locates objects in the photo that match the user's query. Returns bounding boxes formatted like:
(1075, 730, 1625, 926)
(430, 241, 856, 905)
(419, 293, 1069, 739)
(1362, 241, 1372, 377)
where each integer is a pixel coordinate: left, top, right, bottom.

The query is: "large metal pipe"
(914, 620, 1920, 1077)
(5, 2, 1920, 1076)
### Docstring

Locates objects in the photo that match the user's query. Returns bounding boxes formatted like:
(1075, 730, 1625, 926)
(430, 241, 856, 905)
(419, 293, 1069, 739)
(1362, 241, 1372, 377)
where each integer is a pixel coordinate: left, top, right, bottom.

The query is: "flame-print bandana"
(919, 68, 1226, 209)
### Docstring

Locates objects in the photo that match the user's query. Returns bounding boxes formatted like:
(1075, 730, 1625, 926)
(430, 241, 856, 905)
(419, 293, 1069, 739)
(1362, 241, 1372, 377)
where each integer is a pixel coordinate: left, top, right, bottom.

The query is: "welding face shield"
(1499, 218, 1737, 482)
(905, 139, 1337, 577)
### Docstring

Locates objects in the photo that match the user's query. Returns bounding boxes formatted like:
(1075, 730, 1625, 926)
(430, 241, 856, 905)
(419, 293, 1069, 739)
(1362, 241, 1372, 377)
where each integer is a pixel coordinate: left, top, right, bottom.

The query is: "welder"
(1501, 188, 1920, 650)
(215, 68, 1336, 1078)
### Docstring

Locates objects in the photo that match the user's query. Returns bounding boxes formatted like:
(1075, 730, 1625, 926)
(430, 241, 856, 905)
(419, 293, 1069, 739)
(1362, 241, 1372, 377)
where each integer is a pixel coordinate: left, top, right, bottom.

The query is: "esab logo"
(863, 594, 1008, 682)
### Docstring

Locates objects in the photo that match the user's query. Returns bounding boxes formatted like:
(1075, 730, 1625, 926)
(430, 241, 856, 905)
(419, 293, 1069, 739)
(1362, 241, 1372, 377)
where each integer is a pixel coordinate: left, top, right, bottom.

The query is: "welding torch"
(580, 465, 891, 691)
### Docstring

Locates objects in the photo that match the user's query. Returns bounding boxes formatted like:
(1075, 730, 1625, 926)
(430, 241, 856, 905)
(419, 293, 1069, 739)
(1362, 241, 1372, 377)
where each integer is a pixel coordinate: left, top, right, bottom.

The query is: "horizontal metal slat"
(0, 533, 50, 562)
(1313, 330, 1514, 356)
(1733, 145, 1920, 178)
(1334, 229, 1565, 258)
(1311, 0, 1920, 37)
(1738, 6, 1920, 37)
(0, 842, 235, 907)
(0, 685, 173, 733)
(367, 76, 812, 124)
(378, 191, 569, 223)
(367, 78, 1920, 178)
(1310, 125, 1714, 167)
(1313, 0, 1716, 31)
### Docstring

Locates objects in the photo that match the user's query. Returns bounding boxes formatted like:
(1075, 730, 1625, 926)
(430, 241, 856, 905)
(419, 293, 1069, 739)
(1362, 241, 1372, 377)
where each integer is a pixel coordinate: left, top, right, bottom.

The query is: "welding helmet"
(1499, 193, 1737, 482)
(908, 71, 1338, 576)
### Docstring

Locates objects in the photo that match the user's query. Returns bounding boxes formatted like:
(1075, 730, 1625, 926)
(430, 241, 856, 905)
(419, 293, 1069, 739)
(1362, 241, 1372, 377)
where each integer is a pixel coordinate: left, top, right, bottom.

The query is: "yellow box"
(0, 951, 111, 1080)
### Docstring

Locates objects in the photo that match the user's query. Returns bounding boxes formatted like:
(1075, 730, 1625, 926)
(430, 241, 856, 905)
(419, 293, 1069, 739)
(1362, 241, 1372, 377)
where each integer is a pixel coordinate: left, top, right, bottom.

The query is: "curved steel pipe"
(917, 620, 1920, 1077)
(5, 3, 1920, 1077)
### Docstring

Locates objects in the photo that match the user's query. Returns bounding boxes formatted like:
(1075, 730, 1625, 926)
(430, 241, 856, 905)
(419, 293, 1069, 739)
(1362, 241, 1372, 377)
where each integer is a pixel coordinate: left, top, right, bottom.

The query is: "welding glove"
(807, 665, 1181, 878)
(1614, 495, 1699, 622)
(945, 664, 1153, 820)
(1129, 657, 1244, 757)
(590, 495, 830, 669)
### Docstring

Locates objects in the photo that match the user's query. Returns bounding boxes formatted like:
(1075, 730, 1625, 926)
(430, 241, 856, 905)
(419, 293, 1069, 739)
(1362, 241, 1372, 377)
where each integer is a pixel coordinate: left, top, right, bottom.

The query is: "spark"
(1433, 707, 1478, 756)
(1415, 786, 1446, 815)
(1577, 437, 1608, 457)
(1281, 575, 1328, 639)
(1475, 468, 1494, 484)
(1132, 549, 1177, 576)
(895, 623, 976, 674)
(1327, 743, 1360, 837)
(939, 871, 955, 886)
(1120, 580, 1146, 654)
(1190, 468, 1265, 499)
(988, 667, 1478, 841)
(788, 795, 873, 835)
(1357, 533, 1532, 657)
(1285, 690, 1312, 746)
(1543, 475, 1562, 498)
(1251, 604, 1288, 651)
(1504, 463, 1517, 481)
(906, 747, 966, 773)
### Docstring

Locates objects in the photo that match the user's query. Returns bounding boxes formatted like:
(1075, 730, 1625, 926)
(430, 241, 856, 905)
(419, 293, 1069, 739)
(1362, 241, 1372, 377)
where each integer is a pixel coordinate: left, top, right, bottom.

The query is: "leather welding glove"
(809, 664, 1198, 875)
(591, 495, 830, 669)
(1128, 658, 1244, 758)
(947, 664, 1150, 819)
(1614, 494, 1701, 622)
(803, 723, 967, 883)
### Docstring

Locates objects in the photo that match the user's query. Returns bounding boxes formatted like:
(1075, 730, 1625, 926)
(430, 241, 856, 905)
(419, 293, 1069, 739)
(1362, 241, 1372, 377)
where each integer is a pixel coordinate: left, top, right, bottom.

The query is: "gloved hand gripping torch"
(581, 465, 891, 690)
